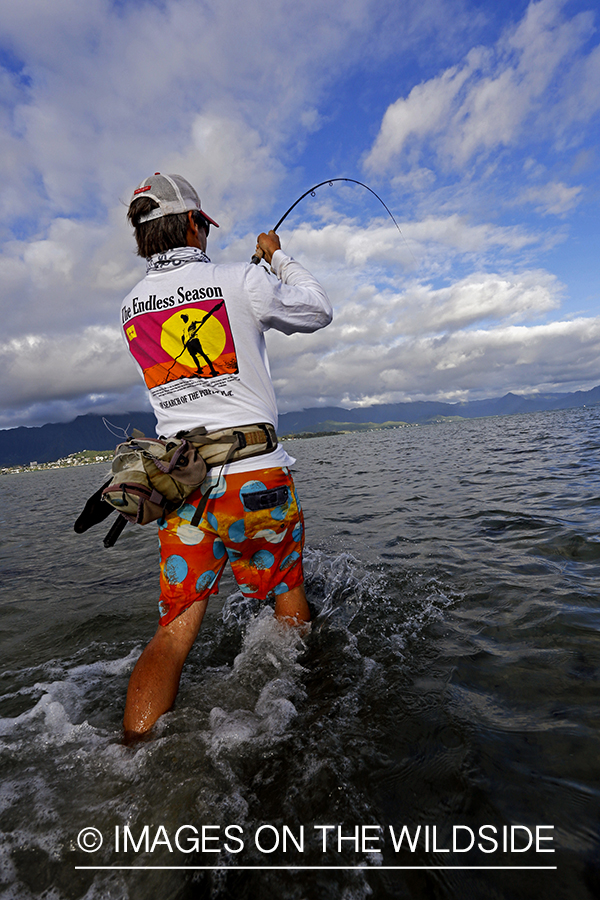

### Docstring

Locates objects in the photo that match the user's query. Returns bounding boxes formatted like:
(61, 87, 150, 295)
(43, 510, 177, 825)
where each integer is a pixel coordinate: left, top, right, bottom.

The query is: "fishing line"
(102, 417, 131, 440)
(251, 178, 415, 264)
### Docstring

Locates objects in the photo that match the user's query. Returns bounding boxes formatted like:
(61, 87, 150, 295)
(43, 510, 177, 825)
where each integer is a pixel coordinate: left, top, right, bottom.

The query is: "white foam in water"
(202, 609, 308, 759)
(220, 589, 262, 625)
(0, 648, 147, 900)
(0, 649, 140, 743)
(303, 547, 373, 618)
(303, 548, 460, 659)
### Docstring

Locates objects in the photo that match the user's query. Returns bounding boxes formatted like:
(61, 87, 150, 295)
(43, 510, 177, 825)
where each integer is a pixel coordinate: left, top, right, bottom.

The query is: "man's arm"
(249, 231, 333, 335)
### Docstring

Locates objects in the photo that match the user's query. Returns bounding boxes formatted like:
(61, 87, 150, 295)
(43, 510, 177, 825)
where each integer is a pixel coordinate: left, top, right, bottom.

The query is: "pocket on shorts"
(240, 484, 290, 512)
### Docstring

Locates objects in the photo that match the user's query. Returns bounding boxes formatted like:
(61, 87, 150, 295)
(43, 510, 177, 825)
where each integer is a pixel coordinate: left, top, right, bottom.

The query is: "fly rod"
(251, 178, 409, 264)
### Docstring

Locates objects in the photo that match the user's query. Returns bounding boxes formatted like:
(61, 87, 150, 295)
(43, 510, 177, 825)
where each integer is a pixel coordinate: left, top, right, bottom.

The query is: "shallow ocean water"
(0, 406, 599, 899)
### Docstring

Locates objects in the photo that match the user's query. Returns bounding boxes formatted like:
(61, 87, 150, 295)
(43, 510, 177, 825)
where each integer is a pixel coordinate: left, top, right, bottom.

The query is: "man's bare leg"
(123, 599, 208, 738)
(274, 584, 310, 625)
(124, 584, 308, 738)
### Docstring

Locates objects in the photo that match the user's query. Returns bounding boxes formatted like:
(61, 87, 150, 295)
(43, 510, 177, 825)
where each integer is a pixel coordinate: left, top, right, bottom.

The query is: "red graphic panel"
(124, 299, 238, 389)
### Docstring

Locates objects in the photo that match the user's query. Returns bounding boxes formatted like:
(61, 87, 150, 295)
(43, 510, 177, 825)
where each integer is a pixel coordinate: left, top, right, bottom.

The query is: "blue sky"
(1, 0, 599, 428)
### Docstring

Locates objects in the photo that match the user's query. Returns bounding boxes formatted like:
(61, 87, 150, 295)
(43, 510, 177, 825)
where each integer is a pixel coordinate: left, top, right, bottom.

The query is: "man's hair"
(127, 198, 209, 258)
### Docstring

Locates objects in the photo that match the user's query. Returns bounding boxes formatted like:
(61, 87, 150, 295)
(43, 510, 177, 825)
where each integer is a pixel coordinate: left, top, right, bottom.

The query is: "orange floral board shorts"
(157, 467, 305, 625)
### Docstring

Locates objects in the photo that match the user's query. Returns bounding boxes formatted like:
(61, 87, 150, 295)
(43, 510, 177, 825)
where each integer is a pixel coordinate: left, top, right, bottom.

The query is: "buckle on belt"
(233, 430, 247, 450)
(258, 423, 275, 450)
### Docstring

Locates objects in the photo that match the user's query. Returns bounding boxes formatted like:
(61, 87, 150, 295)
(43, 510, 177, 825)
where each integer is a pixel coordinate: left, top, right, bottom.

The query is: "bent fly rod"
(251, 178, 411, 264)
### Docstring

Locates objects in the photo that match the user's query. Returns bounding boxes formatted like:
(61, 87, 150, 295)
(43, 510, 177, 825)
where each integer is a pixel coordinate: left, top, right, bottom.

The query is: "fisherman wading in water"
(120, 174, 332, 740)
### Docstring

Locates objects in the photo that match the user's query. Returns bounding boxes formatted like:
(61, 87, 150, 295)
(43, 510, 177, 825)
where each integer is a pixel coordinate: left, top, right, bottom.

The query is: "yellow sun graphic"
(160, 309, 226, 367)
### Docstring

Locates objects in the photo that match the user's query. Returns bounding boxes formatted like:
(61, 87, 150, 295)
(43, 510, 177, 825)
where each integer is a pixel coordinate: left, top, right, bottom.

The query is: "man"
(120, 173, 332, 738)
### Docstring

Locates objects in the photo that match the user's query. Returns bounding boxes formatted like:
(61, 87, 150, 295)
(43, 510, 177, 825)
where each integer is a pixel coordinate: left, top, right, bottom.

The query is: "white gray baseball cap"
(130, 173, 219, 226)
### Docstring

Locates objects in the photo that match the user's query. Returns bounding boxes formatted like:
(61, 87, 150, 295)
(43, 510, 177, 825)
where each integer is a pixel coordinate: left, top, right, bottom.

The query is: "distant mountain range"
(2, 385, 600, 467)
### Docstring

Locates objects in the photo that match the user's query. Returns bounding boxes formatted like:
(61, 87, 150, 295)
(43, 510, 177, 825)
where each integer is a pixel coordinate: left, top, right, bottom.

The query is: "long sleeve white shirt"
(120, 247, 332, 472)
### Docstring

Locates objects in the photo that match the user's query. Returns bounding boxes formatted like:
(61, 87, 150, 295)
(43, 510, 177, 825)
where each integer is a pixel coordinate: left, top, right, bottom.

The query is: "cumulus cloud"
(0, 326, 137, 406)
(269, 312, 600, 409)
(388, 270, 562, 334)
(161, 114, 286, 229)
(0, 211, 138, 339)
(275, 214, 543, 275)
(365, 0, 595, 179)
(265, 262, 577, 409)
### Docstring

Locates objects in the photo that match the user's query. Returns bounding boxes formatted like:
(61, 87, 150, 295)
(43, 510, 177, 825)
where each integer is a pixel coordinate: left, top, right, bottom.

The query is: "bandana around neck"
(146, 246, 211, 273)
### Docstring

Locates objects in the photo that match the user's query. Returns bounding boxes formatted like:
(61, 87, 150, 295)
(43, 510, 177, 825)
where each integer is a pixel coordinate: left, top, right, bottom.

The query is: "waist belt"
(175, 422, 277, 467)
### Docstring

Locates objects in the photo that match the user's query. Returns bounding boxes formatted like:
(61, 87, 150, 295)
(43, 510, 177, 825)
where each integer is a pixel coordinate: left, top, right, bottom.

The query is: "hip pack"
(74, 422, 277, 546)
(102, 435, 207, 525)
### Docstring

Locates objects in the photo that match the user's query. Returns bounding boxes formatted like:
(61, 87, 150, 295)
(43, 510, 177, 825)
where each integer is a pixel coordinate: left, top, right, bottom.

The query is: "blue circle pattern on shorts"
(196, 570, 217, 591)
(213, 538, 226, 560)
(228, 519, 246, 543)
(280, 550, 300, 571)
(251, 549, 275, 570)
(164, 554, 188, 584)
(157, 467, 305, 625)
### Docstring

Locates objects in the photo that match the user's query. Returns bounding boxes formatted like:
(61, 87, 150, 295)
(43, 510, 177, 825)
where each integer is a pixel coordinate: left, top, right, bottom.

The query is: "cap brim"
(200, 209, 219, 228)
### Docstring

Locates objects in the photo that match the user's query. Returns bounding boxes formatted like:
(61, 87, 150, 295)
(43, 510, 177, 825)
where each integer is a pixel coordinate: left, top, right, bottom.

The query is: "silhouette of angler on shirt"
(178, 302, 224, 377)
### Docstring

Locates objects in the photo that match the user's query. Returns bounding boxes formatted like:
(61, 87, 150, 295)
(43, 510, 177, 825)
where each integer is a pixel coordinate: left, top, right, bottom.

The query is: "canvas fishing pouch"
(101, 435, 207, 525)
(75, 423, 278, 542)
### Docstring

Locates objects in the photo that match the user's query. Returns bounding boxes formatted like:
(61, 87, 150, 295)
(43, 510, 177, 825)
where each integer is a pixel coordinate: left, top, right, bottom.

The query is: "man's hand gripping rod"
(251, 230, 281, 266)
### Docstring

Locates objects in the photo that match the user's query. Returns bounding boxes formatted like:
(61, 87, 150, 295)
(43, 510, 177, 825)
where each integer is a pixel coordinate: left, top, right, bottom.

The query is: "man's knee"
(157, 597, 208, 656)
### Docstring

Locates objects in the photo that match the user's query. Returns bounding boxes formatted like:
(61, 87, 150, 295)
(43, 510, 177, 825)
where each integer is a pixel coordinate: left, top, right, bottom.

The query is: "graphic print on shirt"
(124, 298, 239, 389)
